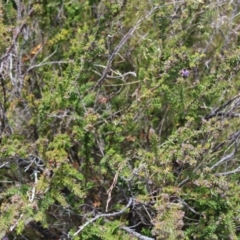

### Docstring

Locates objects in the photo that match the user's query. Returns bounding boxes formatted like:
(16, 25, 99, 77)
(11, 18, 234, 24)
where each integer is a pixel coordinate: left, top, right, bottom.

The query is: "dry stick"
(73, 197, 133, 236)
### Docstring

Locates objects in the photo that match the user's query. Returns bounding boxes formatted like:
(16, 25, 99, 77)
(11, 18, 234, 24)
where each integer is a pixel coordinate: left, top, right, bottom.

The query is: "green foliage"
(1, 0, 240, 239)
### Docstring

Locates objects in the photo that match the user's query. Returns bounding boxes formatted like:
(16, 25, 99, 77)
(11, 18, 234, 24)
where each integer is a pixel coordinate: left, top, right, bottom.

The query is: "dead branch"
(73, 197, 133, 236)
(216, 166, 240, 176)
(205, 94, 240, 120)
(121, 225, 154, 240)
(210, 151, 235, 171)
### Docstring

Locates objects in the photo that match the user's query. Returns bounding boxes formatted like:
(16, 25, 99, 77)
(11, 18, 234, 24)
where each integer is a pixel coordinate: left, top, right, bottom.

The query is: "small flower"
(181, 69, 190, 77)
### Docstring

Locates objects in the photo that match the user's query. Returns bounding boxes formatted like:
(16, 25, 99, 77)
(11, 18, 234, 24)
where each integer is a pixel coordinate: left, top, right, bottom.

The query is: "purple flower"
(181, 69, 190, 77)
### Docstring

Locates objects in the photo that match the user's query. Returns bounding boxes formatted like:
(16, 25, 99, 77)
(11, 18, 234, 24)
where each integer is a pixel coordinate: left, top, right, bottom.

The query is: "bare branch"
(178, 177, 190, 187)
(120, 225, 154, 240)
(178, 199, 203, 216)
(9, 214, 23, 232)
(73, 198, 133, 236)
(216, 166, 240, 176)
(0, 162, 9, 169)
(206, 111, 240, 119)
(205, 94, 240, 120)
(210, 151, 235, 171)
(24, 57, 70, 76)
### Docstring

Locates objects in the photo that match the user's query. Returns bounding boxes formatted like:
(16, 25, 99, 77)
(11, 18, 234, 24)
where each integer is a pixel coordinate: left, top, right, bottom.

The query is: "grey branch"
(216, 166, 240, 176)
(205, 94, 240, 120)
(206, 111, 240, 119)
(121, 225, 154, 240)
(210, 151, 235, 171)
(73, 198, 133, 236)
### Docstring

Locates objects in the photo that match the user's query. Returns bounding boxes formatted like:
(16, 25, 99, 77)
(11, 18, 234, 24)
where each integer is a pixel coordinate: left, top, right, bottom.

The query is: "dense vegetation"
(1, 0, 240, 239)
